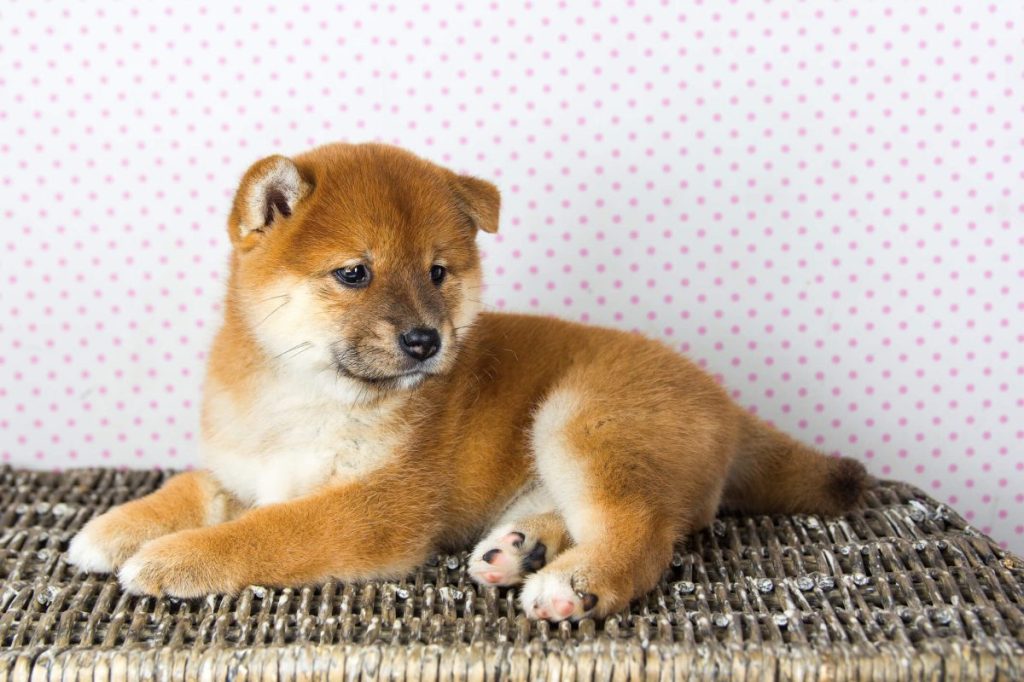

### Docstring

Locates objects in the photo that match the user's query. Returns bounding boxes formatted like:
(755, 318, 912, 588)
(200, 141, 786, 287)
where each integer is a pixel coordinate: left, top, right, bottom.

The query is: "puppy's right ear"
(227, 155, 311, 248)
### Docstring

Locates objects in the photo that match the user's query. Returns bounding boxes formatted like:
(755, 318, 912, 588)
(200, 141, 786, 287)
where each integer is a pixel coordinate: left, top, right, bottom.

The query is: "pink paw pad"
(468, 530, 543, 587)
(501, 532, 525, 546)
(553, 598, 576, 618)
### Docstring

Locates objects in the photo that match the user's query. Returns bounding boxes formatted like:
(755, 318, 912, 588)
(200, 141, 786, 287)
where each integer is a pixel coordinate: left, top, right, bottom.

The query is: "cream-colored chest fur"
(201, 371, 407, 506)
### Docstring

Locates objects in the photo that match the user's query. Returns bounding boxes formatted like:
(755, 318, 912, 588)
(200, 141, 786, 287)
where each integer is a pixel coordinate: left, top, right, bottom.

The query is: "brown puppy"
(68, 143, 869, 621)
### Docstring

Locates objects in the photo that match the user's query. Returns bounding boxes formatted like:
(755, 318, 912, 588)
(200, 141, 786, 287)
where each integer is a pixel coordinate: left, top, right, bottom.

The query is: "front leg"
(67, 471, 236, 573)
(118, 469, 444, 597)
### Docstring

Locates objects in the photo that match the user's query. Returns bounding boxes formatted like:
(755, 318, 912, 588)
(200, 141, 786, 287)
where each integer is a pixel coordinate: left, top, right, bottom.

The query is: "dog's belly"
(201, 383, 404, 506)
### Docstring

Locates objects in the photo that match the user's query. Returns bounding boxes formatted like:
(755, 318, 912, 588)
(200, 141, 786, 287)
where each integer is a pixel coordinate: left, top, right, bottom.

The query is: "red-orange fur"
(68, 143, 870, 619)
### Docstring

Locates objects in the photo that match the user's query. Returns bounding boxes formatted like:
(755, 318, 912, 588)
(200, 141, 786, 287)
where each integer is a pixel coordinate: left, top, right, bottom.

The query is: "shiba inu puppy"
(68, 143, 869, 621)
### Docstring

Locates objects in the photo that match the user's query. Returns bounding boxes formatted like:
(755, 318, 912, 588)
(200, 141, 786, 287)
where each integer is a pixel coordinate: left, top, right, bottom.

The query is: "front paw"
(67, 512, 148, 573)
(118, 531, 240, 598)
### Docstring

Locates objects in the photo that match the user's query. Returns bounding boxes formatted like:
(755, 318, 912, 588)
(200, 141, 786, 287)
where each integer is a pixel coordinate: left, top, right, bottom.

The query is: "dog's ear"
(450, 174, 500, 234)
(228, 155, 311, 247)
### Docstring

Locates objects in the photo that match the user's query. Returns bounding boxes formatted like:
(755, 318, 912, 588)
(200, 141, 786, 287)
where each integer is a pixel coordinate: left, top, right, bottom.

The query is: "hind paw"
(520, 571, 599, 621)
(468, 527, 549, 587)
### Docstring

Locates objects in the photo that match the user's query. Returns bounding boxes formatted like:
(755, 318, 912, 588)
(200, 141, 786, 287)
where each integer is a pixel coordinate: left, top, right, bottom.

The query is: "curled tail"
(723, 413, 872, 516)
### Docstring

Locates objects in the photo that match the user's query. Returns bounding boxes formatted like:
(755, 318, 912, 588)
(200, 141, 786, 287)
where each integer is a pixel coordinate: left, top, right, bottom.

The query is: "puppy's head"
(225, 143, 498, 398)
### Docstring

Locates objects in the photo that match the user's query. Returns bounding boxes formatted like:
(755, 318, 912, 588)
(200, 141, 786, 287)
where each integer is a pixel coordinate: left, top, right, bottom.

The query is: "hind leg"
(468, 485, 572, 587)
(519, 511, 685, 620)
(521, 385, 730, 620)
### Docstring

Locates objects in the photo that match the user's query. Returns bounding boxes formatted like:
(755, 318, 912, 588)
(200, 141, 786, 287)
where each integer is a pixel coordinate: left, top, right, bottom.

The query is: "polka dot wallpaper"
(1, 3, 1020, 550)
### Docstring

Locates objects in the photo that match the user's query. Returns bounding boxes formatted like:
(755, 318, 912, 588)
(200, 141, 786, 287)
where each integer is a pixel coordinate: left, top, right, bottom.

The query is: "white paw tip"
(66, 530, 114, 574)
(520, 572, 589, 622)
(117, 554, 147, 595)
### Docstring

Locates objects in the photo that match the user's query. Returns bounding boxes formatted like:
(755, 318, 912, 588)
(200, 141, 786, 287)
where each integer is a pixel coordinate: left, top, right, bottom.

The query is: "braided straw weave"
(1, 466, 1022, 680)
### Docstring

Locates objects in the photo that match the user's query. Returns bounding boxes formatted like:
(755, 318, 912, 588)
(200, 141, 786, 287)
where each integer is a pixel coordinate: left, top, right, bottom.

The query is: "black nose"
(399, 328, 441, 361)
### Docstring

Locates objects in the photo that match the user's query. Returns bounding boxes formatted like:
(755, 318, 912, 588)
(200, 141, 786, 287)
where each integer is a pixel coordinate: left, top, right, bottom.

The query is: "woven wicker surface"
(1, 466, 1022, 680)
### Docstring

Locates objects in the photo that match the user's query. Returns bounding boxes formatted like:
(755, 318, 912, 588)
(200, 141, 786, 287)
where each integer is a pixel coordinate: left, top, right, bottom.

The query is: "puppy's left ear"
(228, 155, 311, 248)
(451, 175, 500, 234)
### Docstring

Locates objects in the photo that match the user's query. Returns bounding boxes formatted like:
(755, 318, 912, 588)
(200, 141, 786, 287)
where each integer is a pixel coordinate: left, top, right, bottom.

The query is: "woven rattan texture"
(1, 467, 1022, 680)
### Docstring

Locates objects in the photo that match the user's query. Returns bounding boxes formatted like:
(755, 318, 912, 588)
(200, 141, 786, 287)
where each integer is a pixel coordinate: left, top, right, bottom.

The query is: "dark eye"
(430, 265, 447, 285)
(333, 264, 371, 287)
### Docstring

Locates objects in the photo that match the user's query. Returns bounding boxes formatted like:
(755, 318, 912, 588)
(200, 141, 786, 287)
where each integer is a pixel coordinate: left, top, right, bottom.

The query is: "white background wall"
(1, 2, 1020, 551)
